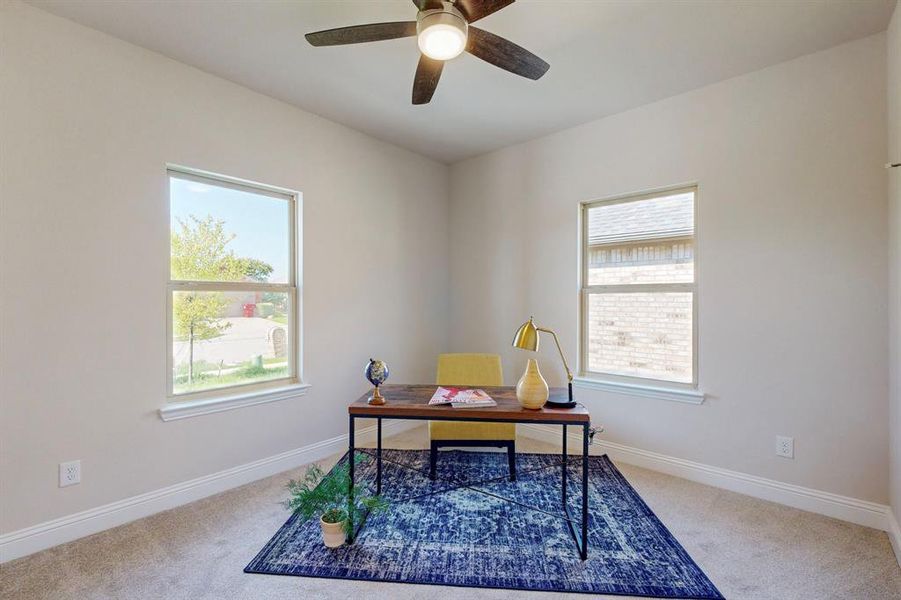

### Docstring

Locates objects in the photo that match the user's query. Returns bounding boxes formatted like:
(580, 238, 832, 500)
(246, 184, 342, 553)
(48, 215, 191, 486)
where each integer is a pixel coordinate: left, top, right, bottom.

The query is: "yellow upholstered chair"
(429, 353, 517, 481)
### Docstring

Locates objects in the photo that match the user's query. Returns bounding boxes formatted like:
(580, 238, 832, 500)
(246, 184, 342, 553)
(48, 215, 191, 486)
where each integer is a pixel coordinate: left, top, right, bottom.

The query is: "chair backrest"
(436, 353, 503, 387)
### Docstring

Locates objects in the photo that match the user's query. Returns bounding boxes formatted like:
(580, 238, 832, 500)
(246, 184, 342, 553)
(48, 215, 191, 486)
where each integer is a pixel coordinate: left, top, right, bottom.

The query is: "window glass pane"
(587, 192, 694, 285)
(587, 239, 694, 285)
(172, 290, 291, 395)
(586, 292, 693, 383)
(170, 175, 290, 283)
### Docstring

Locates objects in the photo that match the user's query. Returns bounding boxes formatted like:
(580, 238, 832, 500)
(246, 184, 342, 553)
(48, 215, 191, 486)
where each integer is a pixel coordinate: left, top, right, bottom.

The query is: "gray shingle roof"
(588, 192, 694, 245)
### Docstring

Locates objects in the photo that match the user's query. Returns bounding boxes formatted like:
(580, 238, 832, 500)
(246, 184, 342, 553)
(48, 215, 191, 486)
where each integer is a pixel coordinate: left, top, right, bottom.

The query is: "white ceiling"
(28, 0, 896, 163)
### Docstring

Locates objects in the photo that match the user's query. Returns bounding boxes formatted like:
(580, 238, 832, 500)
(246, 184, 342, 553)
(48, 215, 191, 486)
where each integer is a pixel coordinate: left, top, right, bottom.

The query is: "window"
(580, 187, 697, 387)
(167, 168, 299, 400)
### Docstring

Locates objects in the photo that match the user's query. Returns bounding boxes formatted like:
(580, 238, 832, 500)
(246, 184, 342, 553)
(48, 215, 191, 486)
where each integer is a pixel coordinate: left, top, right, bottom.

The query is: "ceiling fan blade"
(455, 0, 515, 23)
(466, 26, 549, 80)
(412, 54, 444, 105)
(305, 22, 417, 46)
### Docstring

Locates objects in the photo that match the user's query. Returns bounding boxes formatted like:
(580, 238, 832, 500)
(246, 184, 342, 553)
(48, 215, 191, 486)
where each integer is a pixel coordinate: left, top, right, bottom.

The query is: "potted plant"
(285, 456, 388, 548)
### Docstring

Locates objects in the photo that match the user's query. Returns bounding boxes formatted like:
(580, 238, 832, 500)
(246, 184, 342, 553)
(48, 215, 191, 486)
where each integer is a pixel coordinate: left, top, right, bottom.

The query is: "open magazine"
(428, 387, 497, 408)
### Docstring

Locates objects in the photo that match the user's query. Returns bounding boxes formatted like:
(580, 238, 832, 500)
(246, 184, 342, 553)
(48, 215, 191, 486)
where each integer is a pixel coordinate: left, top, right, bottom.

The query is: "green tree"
(235, 257, 273, 282)
(171, 215, 244, 282)
(173, 292, 230, 385)
(171, 216, 272, 385)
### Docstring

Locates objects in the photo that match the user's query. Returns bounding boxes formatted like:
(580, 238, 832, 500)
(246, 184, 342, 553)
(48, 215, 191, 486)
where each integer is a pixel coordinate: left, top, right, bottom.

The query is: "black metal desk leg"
(376, 418, 382, 495)
(562, 424, 568, 507)
(347, 415, 355, 544)
(581, 422, 589, 560)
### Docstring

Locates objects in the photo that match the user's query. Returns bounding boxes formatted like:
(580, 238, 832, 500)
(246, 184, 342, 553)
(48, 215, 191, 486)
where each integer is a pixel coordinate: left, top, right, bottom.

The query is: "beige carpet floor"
(2, 424, 900, 600)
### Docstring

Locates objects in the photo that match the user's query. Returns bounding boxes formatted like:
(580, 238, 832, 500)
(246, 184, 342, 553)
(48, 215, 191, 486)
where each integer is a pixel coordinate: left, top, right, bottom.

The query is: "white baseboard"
(517, 424, 895, 534)
(0, 420, 418, 564)
(887, 509, 901, 568)
(5, 420, 899, 567)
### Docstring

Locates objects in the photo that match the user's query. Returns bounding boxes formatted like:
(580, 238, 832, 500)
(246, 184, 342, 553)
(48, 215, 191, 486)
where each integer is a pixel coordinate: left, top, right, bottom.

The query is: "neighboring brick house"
(586, 194, 694, 383)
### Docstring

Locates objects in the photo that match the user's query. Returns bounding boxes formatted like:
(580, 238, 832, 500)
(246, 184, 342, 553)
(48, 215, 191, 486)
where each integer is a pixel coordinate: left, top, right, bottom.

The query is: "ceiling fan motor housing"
(417, 1, 469, 50)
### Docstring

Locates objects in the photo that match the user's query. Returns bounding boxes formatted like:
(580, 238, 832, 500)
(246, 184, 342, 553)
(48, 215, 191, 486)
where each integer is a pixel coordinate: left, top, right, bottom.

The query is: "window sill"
(159, 383, 312, 422)
(572, 377, 704, 405)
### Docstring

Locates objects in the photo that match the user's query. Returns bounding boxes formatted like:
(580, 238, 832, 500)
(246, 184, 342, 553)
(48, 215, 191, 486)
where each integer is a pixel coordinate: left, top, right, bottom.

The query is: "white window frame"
(577, 185, 701, 400)
(164, 165, 305, 410)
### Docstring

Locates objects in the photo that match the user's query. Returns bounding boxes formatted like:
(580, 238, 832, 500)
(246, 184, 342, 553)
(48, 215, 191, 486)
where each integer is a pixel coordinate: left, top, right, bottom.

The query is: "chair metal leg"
(429, 439, 517, 481)
(429, 441, 438, 481)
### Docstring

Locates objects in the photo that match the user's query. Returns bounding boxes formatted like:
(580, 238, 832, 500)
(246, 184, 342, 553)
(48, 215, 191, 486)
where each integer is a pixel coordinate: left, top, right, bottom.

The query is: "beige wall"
(0, 0, 894, 543)
(0, 2, 449, 533)
(449, 34, 889, 502)
(889, 2, 901, 526)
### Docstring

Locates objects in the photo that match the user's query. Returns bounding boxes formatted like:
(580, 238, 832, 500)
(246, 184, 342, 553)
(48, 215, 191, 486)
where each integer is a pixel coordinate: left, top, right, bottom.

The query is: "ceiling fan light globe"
(417, 5, 467, 61)
(418, 25, 466, 60)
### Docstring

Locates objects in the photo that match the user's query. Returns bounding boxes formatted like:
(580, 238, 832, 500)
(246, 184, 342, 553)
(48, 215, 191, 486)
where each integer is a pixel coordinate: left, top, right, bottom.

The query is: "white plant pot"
(320, 515, 346, 548)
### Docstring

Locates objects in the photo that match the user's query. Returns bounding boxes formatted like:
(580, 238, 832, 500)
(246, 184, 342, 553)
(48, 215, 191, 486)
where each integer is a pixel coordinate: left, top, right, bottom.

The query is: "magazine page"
(429, 386, 465, 405)
(428, 387, 494, 405)
(451, 389, 493, 404)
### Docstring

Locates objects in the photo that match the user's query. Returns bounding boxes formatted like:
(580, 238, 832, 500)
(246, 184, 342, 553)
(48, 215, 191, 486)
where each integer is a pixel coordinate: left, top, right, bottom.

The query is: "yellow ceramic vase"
(516, 359, 549, 409)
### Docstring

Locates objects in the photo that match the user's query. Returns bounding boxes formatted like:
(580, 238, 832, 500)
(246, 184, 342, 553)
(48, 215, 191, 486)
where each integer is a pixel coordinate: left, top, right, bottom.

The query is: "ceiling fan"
(305, 0, 549, 105)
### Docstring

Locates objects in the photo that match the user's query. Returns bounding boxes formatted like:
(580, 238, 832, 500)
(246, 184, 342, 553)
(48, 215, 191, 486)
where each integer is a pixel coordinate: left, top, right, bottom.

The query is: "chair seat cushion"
(429, 421, 516, 441)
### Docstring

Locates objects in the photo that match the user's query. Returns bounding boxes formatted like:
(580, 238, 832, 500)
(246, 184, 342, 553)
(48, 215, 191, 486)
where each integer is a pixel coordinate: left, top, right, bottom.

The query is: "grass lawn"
(174, 360, 289, 394)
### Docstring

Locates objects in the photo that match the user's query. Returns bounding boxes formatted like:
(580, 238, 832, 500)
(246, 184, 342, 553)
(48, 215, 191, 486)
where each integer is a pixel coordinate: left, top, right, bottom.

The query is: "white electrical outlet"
(59, 460, 81, 487)
(776, 436, 794, 459)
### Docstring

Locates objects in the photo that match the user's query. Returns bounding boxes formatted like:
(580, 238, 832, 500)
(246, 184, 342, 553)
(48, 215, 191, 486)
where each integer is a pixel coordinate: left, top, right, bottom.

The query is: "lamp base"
(545, 381, 576, 409)
(545, 400, 577, 409)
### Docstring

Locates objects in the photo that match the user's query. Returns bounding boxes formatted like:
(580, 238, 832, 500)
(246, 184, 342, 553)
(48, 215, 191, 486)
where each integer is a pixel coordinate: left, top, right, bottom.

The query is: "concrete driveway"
(173, 317, 286, 368)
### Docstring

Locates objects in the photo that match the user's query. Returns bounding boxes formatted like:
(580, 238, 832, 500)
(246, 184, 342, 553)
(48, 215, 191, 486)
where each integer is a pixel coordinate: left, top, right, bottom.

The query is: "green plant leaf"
(284, 454, 390, 537)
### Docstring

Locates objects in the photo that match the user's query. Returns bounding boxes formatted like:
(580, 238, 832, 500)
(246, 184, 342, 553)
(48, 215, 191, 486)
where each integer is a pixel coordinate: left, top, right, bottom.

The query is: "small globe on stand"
(365, 358, 389, 405)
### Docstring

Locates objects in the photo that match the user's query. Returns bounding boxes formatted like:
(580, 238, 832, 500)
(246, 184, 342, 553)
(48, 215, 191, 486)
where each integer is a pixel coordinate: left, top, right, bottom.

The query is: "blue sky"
(170, 177, 290, 283)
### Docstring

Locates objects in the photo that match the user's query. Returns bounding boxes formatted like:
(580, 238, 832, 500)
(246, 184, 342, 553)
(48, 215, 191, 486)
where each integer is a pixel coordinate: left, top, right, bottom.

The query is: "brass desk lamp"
(512, 317, 577, 408)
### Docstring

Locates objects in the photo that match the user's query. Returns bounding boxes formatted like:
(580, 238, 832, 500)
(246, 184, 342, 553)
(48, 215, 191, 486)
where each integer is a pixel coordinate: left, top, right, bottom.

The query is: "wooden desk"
(347, 384, 592, 560)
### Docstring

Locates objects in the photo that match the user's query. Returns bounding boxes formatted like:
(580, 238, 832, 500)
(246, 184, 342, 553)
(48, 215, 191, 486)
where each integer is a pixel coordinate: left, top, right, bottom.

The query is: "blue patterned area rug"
(245, 449, 723, 599)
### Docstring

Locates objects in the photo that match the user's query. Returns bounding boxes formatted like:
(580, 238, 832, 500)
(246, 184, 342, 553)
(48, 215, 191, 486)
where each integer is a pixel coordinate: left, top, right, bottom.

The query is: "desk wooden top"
(349, 384, 590, 424)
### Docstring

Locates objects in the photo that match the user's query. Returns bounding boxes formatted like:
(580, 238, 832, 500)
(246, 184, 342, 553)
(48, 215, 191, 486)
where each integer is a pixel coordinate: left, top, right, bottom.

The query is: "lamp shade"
(512, 317, 540, 351)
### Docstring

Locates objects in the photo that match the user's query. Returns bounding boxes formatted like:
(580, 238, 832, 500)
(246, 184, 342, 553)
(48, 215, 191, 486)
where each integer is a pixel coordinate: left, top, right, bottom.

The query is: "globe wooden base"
(367, 387, 386, 405)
